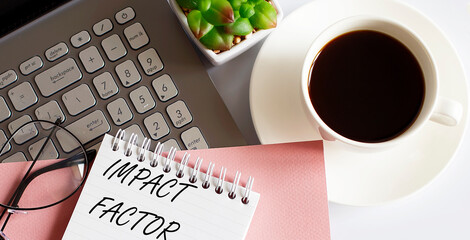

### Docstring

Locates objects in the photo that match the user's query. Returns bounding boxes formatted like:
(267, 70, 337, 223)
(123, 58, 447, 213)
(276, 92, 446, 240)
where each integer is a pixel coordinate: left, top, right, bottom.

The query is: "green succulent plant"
(177, 0, 277, 51)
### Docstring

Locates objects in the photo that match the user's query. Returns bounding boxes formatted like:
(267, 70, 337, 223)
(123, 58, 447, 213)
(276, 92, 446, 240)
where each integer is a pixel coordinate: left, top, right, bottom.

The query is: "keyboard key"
(0, 96, 11, 122)
(138, 48, 163, 76)
(107, 98, 133, 126)
(144, 112, 170, 141)
(93, 18, 113, 36)
(19, 56, 43, 75)
(115, 7, 135, 24)
(8, 115, 38, 145)
(166, 100, 192, 128)
(181, 127, 208, 150)
(28, 138, 59, 160)
(45, 42, 69, 61)
(8, 82, 38, 111)
(102, 34, 127, 62)
(152, 74, 178, 102)
(35, 100, 66, 125)
(2, 152, 27, 163)
(115, 60, 141, 87)
(93, 72, 119, 99)
(0, 130, 11, 154)
(71, 30, 91, 48)
(124, 23, 149, 50)
(56, 110, 110, 152)
(130, 86, 155, 114)
(62, 84, 96, 116)
(79, 46, 105, 73)
(124, 124, 145, 145)
(0, 70, 17, 89)
(162, 139, 181, 152)
(35, 58, 82, 97)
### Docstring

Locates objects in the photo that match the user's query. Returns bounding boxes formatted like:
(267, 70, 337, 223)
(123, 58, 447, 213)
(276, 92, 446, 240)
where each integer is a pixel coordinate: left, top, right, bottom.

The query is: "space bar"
(56, 110, 110, 152)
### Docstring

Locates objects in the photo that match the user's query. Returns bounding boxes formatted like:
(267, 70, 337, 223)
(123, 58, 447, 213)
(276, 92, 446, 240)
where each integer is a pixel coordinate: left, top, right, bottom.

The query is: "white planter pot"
(168, 0, 284, 65)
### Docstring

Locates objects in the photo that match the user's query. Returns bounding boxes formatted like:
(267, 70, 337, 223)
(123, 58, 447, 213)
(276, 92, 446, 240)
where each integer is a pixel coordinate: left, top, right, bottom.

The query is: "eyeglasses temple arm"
(0, 149, 96, 234)
(10, 149, 97, 208)
(0, 229, 9, 240)
(0, 120, 62, 232)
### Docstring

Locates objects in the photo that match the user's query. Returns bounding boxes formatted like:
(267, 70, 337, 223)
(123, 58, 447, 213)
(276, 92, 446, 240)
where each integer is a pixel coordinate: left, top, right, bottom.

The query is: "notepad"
(63, 132, 260, 240)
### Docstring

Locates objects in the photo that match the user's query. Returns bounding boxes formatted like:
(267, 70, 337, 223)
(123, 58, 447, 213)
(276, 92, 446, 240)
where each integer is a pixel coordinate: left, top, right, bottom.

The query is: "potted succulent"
(169, 0, 283, 65)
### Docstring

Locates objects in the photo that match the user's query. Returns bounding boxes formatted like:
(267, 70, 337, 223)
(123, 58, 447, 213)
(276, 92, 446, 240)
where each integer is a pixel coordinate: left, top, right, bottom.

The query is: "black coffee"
(308, 30, 425, 142)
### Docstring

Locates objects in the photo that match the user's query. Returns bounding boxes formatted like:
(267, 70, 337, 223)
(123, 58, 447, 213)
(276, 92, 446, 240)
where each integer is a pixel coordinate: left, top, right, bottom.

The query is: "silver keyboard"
(0, 0, 246, 162)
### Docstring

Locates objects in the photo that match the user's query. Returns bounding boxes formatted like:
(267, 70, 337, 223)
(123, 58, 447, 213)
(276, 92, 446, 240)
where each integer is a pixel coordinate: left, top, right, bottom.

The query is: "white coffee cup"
(300, 15, 462, 149)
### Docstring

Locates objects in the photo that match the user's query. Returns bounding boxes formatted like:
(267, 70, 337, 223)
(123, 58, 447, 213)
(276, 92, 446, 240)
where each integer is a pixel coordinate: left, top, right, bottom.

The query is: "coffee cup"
(301, 15, 462, 149)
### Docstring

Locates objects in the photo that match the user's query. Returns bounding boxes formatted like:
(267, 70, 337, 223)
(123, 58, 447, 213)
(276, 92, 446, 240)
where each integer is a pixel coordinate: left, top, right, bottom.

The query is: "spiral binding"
(111, 129, 254, 204)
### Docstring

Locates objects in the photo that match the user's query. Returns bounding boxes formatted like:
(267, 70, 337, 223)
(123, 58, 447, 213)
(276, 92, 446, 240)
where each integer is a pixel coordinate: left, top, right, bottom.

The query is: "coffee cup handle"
(430, 97, 462, 126)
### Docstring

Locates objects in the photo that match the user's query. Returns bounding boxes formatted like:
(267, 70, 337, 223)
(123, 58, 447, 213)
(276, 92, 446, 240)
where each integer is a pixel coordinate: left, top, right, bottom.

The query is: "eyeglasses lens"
(0, 121, 88, 210)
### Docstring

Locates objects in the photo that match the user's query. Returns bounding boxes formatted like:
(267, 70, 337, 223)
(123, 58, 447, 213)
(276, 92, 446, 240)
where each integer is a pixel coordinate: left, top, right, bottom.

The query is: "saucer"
(250, 0, 468, 206)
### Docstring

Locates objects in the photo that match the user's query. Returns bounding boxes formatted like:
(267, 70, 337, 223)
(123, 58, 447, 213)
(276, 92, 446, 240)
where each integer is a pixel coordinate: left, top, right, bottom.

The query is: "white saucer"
(250, 0, 468, 206)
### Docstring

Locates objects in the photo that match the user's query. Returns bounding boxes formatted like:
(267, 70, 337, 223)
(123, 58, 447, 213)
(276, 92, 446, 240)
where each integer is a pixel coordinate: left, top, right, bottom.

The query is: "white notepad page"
(63, 134, 259, 240)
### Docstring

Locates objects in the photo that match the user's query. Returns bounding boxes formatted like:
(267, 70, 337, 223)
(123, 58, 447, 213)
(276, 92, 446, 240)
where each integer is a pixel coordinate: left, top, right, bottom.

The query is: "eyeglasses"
(0, 119, 95, 240)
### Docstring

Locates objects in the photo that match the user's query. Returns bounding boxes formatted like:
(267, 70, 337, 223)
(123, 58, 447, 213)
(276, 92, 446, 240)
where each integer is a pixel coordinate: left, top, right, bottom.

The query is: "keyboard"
(0, 0, 246, 162)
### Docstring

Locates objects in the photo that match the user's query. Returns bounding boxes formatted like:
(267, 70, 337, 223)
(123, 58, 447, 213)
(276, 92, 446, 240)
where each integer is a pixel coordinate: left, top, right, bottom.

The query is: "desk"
(206, 0, 470, 239)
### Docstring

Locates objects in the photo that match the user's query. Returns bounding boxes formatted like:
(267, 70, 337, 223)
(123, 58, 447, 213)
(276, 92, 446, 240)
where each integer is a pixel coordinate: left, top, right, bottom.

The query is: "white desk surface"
(204, 0, 470, 239)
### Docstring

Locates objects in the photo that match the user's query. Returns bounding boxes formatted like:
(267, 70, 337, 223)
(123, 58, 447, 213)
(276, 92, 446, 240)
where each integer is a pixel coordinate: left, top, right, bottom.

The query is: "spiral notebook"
(62, 131, 260, 240)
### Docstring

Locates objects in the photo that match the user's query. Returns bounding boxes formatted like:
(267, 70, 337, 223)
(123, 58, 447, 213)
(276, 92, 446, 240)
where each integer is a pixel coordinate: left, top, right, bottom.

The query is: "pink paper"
(0, 141, 330, 240)
(0, 160, 81, 240)
(179, 141, 330, 240)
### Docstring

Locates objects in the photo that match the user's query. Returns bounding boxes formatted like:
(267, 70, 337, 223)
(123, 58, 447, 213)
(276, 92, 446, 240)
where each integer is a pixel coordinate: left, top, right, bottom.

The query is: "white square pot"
(169, 0, 284, 65)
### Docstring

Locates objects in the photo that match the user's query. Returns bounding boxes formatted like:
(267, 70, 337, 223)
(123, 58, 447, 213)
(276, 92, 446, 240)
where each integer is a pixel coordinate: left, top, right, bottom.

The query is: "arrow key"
(107, 98, 133, 126)
(116, 60, 141, 88)
(144, 112, 169, 141)
(152, 74, 178, 102)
